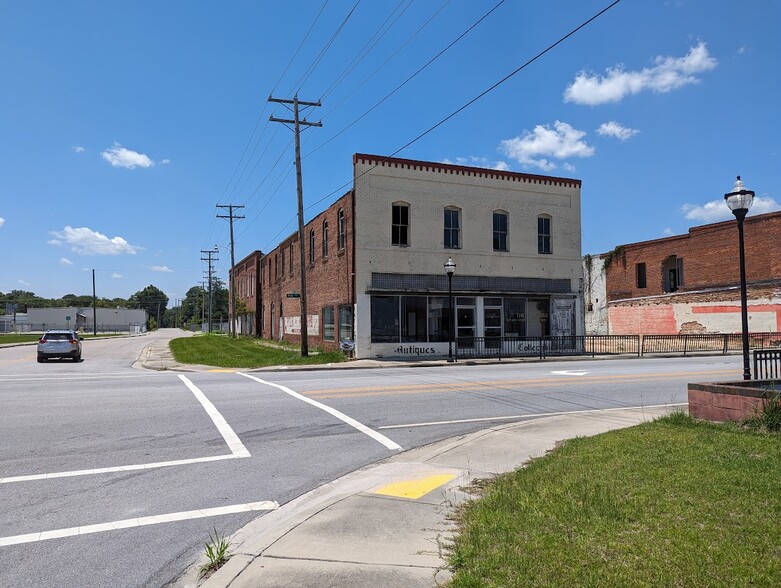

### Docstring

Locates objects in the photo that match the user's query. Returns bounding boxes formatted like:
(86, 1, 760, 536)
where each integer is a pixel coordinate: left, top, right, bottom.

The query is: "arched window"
(537, 214, 552, 254)
(444, 206, 461, 249)
(392, 201, 410, 246)
(337, 208, 346, 250)
(309, 229, 316, 264)
(493, 210, 508, 252)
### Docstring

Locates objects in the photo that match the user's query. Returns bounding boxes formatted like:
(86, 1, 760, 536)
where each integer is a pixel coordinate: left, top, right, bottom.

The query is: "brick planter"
(688, 381, 779, 422)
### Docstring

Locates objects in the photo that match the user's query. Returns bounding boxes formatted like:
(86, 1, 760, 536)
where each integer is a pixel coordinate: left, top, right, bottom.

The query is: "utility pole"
(92, 269, 97, 336)
(268, 94, 321, 357)
(200, 280, 207, 329)
(217, 204, 245, 338)
(201, 248, 218, 333)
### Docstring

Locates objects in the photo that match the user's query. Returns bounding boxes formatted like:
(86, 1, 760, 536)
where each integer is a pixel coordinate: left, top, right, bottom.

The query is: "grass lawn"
(169, 334, 347, 368)
(448, 412, 781, 587)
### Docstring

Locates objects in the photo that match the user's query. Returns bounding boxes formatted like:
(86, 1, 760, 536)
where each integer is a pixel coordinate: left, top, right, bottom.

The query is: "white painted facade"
(26, 307, 148, 332)
(351, 154, 583, 359)
(583, 255, 608, 334)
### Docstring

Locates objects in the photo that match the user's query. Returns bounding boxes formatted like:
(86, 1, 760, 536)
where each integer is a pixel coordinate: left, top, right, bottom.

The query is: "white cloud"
(59, 257, 73, 266)
(73, 146, 85, 153)
(500, 121, 594, 171)
(442, 156, 510, 171)
(564, 42, 717, 105)
(48, 226, 141, 255)
(101, 142, 155, 169)
(0, 217, 5, 228)
(111, 272, 123, 279)
(597, 121, 639, 141)
(663, 227, 674, 236)
(18, 279, 31, 287)
(150, 265, 173, 273)
(160, 158, 171, 165)
(737, 45, 748, 55)
(562, 162, 576, 173)
(681, 195, 781, 222)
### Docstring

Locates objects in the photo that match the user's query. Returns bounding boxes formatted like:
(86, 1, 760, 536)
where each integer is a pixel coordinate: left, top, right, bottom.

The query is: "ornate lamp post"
(724, 176, 754, 380)
(444, 257, 456, 362)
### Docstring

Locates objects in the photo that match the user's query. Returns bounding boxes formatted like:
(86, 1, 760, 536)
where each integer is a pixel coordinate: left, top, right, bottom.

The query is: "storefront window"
(428, 297, 450, 342)
(401, 296, 427, 342)
(322, 307, 334, 341)
(371, 296, 399, 342)
(338, 304, 353, 342)
(503, 297, 526, 337)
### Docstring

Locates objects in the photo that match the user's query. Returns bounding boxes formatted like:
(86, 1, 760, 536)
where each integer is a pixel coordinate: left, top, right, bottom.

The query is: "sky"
(1, 0, 779, 303)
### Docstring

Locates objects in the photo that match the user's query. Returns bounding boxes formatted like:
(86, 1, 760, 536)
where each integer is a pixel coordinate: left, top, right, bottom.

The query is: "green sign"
(66, 315, 71, 321)
(286, 292, 301, 299)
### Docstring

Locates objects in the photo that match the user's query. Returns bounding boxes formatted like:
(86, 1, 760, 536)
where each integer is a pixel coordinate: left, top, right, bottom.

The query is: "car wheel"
(37, 356, 46, 363)
(73, 354, 81, 362)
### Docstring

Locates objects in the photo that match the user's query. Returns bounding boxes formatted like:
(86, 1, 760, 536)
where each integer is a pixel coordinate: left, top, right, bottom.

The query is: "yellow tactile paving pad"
(372, 474, 456, 499)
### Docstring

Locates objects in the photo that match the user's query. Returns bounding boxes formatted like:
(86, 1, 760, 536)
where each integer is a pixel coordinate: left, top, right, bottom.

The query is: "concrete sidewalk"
(172, 405, 679, 588)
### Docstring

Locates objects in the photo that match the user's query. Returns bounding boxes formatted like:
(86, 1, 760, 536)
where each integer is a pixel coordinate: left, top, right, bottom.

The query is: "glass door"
(456, 297, 476, 348)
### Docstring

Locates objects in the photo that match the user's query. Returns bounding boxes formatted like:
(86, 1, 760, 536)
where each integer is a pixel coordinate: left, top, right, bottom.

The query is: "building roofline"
(353, 153, 581, 188)
(594, 210, 781, 255)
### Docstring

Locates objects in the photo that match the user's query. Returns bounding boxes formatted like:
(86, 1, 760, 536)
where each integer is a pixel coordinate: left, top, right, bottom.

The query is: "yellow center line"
(303, 369, 738, 399)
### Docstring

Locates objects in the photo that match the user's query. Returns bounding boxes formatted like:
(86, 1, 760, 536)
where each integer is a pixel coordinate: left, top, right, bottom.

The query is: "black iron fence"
(456, 332, 781, 360)
(754, 348, 781, 380)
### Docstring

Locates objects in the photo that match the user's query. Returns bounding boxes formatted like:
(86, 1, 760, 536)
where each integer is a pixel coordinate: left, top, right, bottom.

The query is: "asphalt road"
(0, 332, 744, 587)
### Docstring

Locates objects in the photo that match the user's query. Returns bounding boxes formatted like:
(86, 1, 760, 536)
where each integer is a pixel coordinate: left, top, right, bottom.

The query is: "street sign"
(286, 292, 301, 298)
(66, 315, 71, 321)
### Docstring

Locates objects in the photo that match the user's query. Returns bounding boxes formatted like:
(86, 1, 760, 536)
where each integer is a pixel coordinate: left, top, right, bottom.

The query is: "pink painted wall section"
(608, 305, 677, 335)
(688, 384, 767, 423)
(692, 304, 781, 331)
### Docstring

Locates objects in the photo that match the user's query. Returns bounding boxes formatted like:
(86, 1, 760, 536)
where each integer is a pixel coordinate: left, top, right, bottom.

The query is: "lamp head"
(724, 175, 755, 213)
(444, 257, 456, 275)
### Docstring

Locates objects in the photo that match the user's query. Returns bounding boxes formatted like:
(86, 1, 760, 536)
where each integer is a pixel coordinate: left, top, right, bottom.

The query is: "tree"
(182, 286, 206, 326)
(128, 285, 168, 329)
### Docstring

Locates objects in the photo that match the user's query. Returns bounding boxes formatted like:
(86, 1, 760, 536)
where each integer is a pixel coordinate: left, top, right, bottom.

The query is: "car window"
(45, 333, 70, 340)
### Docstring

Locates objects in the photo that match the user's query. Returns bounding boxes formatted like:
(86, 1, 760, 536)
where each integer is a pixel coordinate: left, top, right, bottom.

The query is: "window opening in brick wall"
(538, 215, 551, 254)
(338, 304, 353, 342)
(322, 220, 329, 259)
(493, 211, 508, 252)
(663, 255, 683, 292)
(309, 229, 315, 264)
(337, 208, 346, 250)
(444, 207, 461, 249)
(289, 243, 294, 274)
(322, 306, 334, 341)
(636, 262, 647, 289)
(392, 203, 409, 246)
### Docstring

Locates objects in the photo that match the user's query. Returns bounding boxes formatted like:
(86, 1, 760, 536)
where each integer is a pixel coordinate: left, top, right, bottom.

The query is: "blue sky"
(1, 0, 779, 302)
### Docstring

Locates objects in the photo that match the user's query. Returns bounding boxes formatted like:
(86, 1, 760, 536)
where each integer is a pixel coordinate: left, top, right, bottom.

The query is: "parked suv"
(37, 330, 83, 362)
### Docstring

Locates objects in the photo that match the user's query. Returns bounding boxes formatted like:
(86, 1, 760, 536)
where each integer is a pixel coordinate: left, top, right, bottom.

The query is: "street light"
(724, 175, 754, 380)
(444, 257, 456, 362)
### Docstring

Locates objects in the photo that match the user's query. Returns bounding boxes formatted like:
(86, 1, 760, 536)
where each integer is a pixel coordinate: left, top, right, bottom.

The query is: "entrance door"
(484, 299, 502, 348)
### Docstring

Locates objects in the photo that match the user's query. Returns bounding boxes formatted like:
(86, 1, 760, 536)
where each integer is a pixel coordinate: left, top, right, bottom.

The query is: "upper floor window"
(309, 229, 316, 264)
(322, 220, 329, 258)
(289, 242, 294, 274)
(663, 256, 684, 292)
(281, 248, 286, 279)
(392, 203, 409, 246)
(538, 215, 551, 254)
(337, 208, 346, 250)
(493, 211, 508, 252)
(444, 207, 461, 249)
(636, 263, 647, 289)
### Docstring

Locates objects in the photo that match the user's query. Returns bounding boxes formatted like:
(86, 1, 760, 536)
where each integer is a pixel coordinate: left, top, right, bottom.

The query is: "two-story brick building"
(229, 250, 262, 336)
(584, 211, 781, 334)
(236, 153, 584, 358)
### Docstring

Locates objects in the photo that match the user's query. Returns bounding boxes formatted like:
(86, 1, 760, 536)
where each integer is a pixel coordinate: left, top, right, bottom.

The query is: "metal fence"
(641, 332, 781, 356)
(455, 332, 781, 360)
(754, 348, 781, 380)
(456, 335, 641, 360)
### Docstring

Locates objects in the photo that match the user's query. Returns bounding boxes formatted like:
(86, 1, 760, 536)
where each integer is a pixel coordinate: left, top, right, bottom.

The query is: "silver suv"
(37, 330, 83, 363)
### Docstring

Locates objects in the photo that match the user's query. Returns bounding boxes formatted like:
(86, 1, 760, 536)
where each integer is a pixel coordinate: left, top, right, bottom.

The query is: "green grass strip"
(448, 413, 781, 587)
(169, 334, 346, 368)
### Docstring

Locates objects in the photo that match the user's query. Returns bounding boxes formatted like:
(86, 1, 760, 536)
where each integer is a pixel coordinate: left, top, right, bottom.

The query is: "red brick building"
(229, 250, 262, 336)
(586, 211, 781, 334)
(258, 190, 355, 349)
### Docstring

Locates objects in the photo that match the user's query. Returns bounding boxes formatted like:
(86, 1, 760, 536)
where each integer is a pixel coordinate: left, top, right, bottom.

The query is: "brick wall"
(230, 250, 262, 335)
(259, 191, 354, 350)
(605, 211, 781, 301)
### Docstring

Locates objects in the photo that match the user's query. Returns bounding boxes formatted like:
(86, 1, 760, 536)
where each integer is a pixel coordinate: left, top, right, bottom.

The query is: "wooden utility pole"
(200, 248, 218, 333)
(268, 94, 321, 356)
(217, 204, 245, 338)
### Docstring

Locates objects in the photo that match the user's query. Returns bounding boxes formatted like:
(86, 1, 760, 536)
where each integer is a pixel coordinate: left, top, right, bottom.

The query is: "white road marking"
(550, 370, 589, 376)
(238, 372, 402, 451)
(0, 454, 244, 484)
(178, 375, 251, 458)
(0, 501, 278, 547)
(0, 375, 250, 485)
(377, 403, 688, 429)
